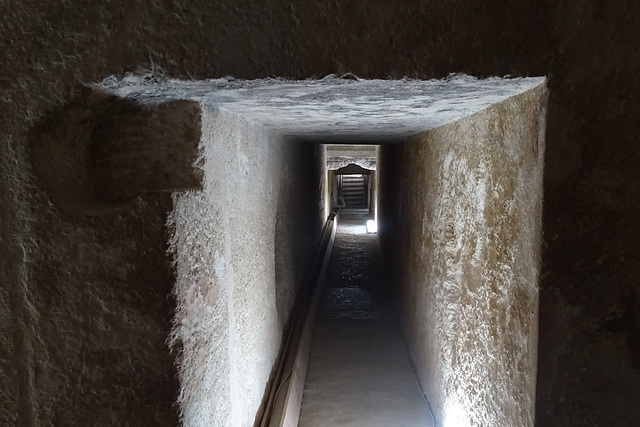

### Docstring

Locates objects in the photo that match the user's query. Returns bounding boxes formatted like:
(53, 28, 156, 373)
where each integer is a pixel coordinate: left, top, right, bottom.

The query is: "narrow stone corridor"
(298, 213, 433, 427)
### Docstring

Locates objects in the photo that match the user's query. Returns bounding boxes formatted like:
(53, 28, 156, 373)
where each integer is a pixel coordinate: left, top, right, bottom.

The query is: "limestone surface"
(378, 86, 547, 426)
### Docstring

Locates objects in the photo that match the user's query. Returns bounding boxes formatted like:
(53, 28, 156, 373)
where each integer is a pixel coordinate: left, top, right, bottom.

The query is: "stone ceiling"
(102, 74, 545, 143)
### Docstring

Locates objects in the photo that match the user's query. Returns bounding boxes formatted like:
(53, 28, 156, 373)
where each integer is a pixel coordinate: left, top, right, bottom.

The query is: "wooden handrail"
(258, 211, 339, 427)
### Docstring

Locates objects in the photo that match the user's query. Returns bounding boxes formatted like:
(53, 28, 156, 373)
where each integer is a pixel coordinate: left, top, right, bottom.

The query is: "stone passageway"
(13, 77, 545, 425)
(6, 0, 639, 424)
(298, 212, 433, 427)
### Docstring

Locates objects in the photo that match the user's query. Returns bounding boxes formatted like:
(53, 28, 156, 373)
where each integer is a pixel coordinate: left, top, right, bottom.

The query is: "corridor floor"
(298, 213, 433, 427)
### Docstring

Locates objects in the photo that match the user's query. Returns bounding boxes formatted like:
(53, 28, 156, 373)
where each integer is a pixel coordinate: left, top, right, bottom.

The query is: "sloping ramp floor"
(298, 213, 433, 427)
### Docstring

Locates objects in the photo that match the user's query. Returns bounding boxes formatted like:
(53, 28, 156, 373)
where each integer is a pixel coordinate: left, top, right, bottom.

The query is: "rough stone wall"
(168, 108, 325, 427)
(2, 1, 640, 425)
(29, 91, 203, 215)
(0, 187, 179, 427)
(379, 87, 547, 426)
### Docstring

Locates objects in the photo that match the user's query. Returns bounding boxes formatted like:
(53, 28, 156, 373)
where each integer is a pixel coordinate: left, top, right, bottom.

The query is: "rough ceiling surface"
(102, 74, 545, 142)
(326, 145, 377, 170)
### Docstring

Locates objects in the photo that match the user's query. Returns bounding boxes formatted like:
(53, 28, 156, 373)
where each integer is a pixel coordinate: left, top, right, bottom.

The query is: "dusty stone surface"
(103, 74, 543, 143)
(168, 108, 326, 427)
(2, 1, 640, 425)
(378, 86, 547, 426)
(326, 145, 377, 171)
(30, 91, 203, 215)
